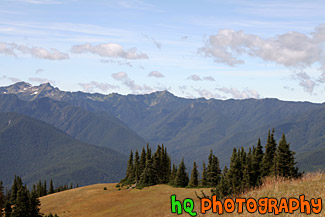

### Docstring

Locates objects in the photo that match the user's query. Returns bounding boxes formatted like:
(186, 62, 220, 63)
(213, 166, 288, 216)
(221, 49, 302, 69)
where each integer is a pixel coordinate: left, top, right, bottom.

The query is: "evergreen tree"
(10, 176, 23, 204)
(8, 176, 43, 217)
(36, 180, 43, 197)
(275, 134, 299, 178)
(138, 157, 157, 188)
(175, 158, 189, 187)
(200, 162, 208, 187)
(11, 186, 30, 217)
(252, 138, 264, 185)
(152, 146, 162, 183)
(160, 145, 171, 183)
(29, 190, 42, 217)
(49, 179, 54, 194)
(127, 150, 135, 183)
(43, 180, 47, 196)
(213, 166, 230, 199)
(206, 150, 221, 187)
(262, 129, 277, 177)
(120, 150, 136, 184)
(146, 144, 152, 162)
(139, 147, 146, 177)
(188, 162, 199, 188)
(169, 164, 177, 186)
(242, 149, 252, 191)
(228, 148, 243, 194)
(134, 150, 140, 182)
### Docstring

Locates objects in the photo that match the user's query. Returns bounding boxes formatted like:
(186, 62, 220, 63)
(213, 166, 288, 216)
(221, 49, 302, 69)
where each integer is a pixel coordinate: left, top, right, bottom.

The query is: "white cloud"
(292, 72, 317, 94)
(0, 41, 69, 60)
(179, 85, 187, 93)
(78, 81, 119, 93)
(35, 68, 44, 74)
(71, 43, 148, 60)
(187, 74, 215, 82)
(199, 24, 325, 94)
(203, 76, 215, 81)
(29, 77, 55, 85)
(216, 87, 261, 99)
(193, 88, 223, 99)
(111, 72, 168, 94)
(318, 72, 325, 83)
(1, 76, 21, 83)
(199, 27, 325, 67)
(100, 59, 133, 67)
(111, 71, 128, 81)
(112, 72, 152, 93)
(179, 85, 194, 98)
(187, 75, 201, 81)
(144, 35, 162, 49)
(283, 86, 294, 91)
(148, 71, 164, 78)
(0, 42, 16, 56)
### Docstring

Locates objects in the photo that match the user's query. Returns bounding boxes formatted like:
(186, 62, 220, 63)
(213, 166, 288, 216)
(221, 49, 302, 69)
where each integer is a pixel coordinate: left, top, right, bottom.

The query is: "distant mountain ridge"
(1, 82, 325, 172)
(0, 93, 145, 155)
(0, 112, 128, 187)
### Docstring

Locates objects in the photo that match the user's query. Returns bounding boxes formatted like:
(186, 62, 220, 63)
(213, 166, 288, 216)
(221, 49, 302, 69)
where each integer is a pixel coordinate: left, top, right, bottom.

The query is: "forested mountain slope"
(0, 112, 127, 187)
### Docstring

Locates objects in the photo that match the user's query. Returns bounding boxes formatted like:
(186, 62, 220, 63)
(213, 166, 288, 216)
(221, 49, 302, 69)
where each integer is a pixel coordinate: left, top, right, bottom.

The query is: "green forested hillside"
(0, 94, 145, 155)
(0, 112, 128, 187)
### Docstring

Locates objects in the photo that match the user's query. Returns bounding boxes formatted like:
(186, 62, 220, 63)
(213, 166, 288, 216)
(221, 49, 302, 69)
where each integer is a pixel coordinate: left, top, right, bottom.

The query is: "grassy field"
(40, 172, 324, 217)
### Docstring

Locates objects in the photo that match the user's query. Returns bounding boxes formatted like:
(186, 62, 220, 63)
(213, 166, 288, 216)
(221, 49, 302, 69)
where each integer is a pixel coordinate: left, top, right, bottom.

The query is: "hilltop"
(40, 172, 325, 217)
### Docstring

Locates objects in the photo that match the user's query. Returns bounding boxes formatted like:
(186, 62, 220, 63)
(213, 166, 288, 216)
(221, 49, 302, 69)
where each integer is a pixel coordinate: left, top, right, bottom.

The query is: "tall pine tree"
(169, 164, 177, 186)
(175, 158, 189, 187)
(275, 134, 299, 178)
(228, 148, 243, 194)
(252, 138, 264, 185)
(120, 150, 136, 184)
(188, 162, 199, 188)
(201, 162, 208, 187)
(49, 179, 54, 194)
(206, 150, 221, 187)
(262, 129, 277, 177)
(213, 166, 230, 199)
(134, 150, 140, 182)
(139, 147, 146, 177)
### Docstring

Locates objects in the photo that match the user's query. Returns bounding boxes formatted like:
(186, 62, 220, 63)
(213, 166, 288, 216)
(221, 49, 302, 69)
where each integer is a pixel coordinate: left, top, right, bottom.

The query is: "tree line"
(0, 176, 75, 217)
(120, 129, 300, 198)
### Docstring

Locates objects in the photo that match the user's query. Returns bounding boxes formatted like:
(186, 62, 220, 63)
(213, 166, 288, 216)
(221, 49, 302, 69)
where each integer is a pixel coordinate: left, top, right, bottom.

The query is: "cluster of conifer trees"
(120, 144, 171, 188)
(0, 176, 42, 217)
(0, 176, 69, 217)
(121, 129, 300, 198)
(213, 130, 300, 199)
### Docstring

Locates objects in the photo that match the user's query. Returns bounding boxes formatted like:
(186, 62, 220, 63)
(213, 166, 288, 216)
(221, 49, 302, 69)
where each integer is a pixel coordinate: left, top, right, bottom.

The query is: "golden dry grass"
(40, 172, 325, 217)
(40, 184, 211, 217)
(197, 172, 325, 217)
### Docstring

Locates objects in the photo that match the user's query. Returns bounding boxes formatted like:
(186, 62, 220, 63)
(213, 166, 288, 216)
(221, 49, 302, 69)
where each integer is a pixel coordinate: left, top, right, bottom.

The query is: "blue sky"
(1, 0, 325, 102)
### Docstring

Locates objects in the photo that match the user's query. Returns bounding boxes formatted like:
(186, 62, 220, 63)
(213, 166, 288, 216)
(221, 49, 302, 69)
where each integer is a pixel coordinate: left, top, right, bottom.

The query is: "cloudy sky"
(1, 0, 325, 102)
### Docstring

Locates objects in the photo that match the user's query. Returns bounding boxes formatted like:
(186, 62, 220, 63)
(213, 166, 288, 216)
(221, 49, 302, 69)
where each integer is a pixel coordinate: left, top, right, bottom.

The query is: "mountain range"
(0, 112, 127, 187)
(0, 82, 324, 186)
